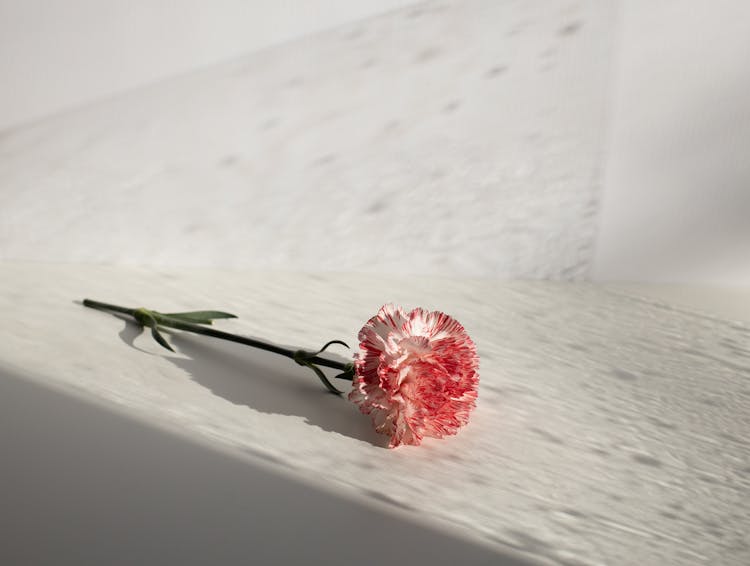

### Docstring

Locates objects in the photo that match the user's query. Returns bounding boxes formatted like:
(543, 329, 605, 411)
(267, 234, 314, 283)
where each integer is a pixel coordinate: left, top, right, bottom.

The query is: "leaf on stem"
(160, 310, 238, 325)
(299, 360, 344, 395)
(293, 343, 348, 395)
(150, 325, 175, 352)
(138, 309, 175, 352)
(314, 339, 350, 354)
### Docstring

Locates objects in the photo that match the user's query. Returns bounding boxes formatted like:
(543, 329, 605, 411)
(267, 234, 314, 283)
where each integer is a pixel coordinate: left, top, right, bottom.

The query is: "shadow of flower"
(153, 330, 386, 448)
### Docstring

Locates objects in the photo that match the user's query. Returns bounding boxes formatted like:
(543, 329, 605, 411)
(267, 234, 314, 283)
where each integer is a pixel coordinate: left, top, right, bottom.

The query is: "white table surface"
(1, 262, 748, 565)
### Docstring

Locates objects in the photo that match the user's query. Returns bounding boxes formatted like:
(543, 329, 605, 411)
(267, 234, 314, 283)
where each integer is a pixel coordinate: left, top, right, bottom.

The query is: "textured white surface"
(1, 263, 748, 565)
(604, 283, 750, 325)
(0, 0, 615, 279)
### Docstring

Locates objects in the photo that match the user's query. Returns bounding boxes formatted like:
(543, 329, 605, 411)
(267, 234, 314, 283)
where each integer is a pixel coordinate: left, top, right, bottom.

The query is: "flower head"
(349, 304, 479, 447)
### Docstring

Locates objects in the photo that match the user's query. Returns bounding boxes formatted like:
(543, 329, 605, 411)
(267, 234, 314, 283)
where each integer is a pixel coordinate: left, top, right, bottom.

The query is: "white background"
(593, 0, 750, 285)
(1, 0, 749, 286)
(0, 0, 416, 130)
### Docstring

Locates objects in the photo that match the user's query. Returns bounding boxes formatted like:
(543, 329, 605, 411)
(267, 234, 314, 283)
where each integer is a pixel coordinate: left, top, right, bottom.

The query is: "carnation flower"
(83, 299, 479, 449)
(349, 304, 480, 447)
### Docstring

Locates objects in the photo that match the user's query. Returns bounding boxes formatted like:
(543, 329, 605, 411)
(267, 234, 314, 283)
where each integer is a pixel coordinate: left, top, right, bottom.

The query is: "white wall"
(0, 0, 416, 131)
(2, 0, 749, 285)
(0, 0, 615, 280)
(592, 0, 750, 285)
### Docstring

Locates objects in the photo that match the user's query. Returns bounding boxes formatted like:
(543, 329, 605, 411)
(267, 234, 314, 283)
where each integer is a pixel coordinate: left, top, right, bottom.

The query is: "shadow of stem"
(156, 331, 386, 448)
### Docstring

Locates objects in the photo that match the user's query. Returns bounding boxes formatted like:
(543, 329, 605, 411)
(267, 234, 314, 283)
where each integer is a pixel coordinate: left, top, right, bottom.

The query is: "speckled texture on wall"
(1, 263, 748, 565)
(0, 0, 615, 278)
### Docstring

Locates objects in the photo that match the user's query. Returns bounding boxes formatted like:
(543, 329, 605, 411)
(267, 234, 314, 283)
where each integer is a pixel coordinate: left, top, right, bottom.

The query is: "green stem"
(82, 298, 353, 375)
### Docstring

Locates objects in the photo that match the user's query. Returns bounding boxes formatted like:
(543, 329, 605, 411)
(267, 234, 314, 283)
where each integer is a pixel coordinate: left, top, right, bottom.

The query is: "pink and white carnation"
(349, 304, 479, 448)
